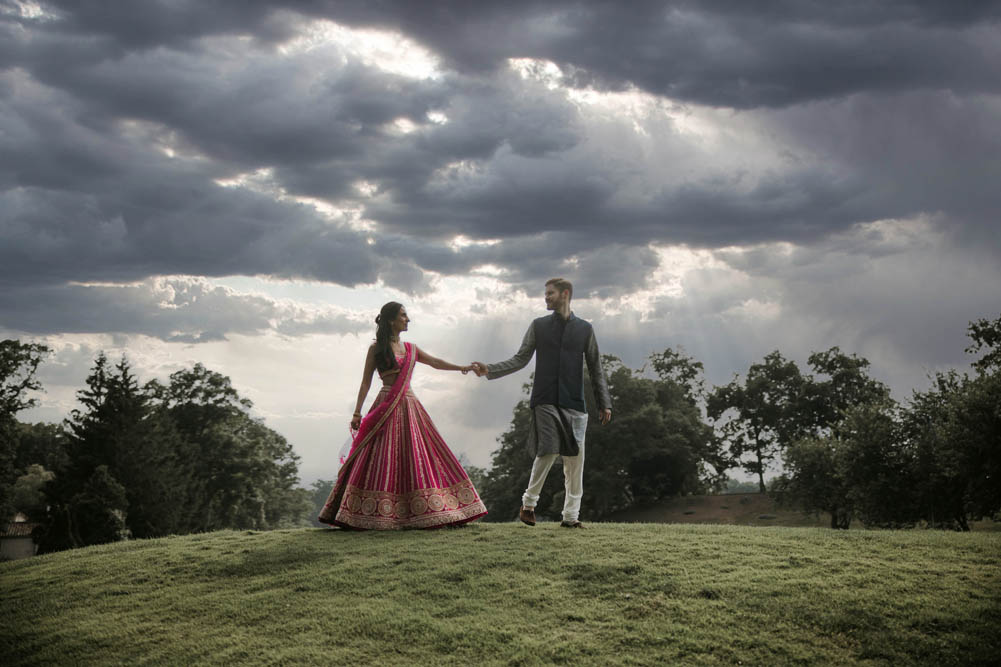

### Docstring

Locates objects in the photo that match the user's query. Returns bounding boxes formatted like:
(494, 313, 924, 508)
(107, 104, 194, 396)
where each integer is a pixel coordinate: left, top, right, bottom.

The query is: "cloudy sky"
(3, 1, 1000, 484)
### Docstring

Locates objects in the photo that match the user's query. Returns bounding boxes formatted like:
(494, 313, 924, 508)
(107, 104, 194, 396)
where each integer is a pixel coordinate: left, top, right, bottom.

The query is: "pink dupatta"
(334, 342, 416, 487)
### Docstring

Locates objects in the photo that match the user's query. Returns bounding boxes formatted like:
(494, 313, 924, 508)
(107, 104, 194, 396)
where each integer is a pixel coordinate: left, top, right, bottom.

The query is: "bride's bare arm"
(417, 347, 473, 374)
(351, 345, 378, 428)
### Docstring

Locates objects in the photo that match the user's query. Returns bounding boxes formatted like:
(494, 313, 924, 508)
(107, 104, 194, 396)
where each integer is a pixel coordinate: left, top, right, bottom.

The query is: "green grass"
(3, 523, 1000, 666)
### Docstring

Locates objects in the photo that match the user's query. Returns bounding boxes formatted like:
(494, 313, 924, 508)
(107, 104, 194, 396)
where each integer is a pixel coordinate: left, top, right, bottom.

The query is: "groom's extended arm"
(484, 323, 536, 380)
(585, 330, 613, 416)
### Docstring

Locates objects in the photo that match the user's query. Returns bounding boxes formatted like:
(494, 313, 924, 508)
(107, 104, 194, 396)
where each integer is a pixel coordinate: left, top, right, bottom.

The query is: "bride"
(318, 301, 488, 529)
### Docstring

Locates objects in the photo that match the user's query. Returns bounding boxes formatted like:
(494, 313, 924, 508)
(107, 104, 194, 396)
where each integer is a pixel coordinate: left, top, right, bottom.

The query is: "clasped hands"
(461, 362, 612, 424)
(458, 362, 489, 376)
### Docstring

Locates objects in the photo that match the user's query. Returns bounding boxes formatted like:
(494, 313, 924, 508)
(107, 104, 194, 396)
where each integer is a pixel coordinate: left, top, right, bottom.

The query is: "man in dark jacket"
(473, 278, 612, 528)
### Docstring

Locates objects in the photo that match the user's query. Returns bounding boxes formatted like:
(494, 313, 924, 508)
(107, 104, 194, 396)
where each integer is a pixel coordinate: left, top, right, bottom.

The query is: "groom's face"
(544, 285, 566, 310)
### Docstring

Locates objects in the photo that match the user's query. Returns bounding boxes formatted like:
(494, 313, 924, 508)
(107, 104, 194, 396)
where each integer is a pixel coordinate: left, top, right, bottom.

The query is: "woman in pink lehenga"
(319, 302, 488, 529)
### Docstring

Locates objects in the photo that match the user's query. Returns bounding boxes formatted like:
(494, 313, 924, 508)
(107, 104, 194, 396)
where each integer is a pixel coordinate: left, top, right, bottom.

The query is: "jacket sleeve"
(486, 323, 536, 380)
(585, 329, 612, 412)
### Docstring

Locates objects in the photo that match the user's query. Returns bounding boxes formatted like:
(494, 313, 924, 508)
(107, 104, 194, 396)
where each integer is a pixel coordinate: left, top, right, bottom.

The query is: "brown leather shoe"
(519, 506, 536, 526)
(560, 520, 584, 528)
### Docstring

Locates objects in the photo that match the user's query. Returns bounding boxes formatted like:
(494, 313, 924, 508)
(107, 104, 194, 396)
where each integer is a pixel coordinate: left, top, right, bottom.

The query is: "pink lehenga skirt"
(319, 387, 488, 530)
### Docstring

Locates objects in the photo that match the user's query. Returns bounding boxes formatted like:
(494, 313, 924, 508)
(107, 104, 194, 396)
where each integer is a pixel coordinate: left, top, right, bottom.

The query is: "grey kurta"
(486, 316, 611, 457)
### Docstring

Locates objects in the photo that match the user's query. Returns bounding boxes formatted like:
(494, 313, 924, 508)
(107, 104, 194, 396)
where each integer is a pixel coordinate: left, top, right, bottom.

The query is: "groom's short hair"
(546, 277, 573, 300)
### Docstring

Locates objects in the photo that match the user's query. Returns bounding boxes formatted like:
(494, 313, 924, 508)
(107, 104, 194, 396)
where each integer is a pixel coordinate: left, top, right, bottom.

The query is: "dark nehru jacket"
(487, 311, 612, 413)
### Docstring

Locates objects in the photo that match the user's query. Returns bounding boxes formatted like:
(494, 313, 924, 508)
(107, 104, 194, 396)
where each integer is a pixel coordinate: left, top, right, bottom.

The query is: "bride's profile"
(318, 301, 488, 529)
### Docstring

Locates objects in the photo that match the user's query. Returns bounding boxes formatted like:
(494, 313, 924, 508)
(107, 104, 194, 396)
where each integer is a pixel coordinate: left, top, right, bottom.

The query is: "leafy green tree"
(836, 399, 914, 528)
(801, 347, 890, 439)
(151, 363, 308, 531)
(897, 315, 1000, 530)
(777, 398, 911, 529)
(307, 479, 336, 527)
(966, 314, 1001, 374)
(648, 346, 706, 403)
(13, 422, 68, 474)
(708, 351, 806, 492)
(202, 415, 309, 530)
(905, 371, 1000, 530)
(0, 340, 49, 421)
(10, 464, 55, 521)
(774, 437, 854, 528)
(0, 340, 50, 520)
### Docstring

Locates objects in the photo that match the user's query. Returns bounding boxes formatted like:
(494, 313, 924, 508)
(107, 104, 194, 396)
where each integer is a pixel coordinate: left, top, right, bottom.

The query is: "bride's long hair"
(373, 301, 403, 373)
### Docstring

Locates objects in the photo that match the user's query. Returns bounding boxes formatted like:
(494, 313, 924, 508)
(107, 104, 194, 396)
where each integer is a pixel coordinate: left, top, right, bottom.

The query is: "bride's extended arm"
(351, 345, 378, 429)
(417, 347, 472, 373)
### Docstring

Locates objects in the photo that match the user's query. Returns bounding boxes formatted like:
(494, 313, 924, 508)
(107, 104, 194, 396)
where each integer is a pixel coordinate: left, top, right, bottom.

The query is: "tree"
(13, 422, 68, 474)
(42, 353, 190, 547)
(152, 364, 308, 531)
(777, 398, 912, 529)
(802, 347, 890, 439)
(0, 340, 49, 421)
(905, 370, 1000, 530)
(966, 314, 1001, 374)
(775, 437, 853, 529)
(648, 346, 706, 404)
(0, 340, 50, 521)
(708, 351, 806, 492)
(306, 479, 336, 527)
(836, 399, 915, 528)
(897, 315, 1001, 531)
(10, 464, 55, 522)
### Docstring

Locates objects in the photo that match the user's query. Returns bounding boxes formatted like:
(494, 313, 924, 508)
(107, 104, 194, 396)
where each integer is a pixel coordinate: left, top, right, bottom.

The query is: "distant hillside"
(609, 493, 832, 527)
(3, 524, 1000, 665)
(608, 493, 1001, 531)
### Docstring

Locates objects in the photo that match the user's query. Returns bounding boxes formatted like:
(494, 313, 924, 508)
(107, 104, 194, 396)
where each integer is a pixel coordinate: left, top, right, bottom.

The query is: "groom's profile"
(473, 278, 612, 528)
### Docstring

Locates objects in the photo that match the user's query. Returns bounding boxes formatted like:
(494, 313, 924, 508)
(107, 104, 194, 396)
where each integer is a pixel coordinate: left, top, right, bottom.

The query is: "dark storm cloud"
(705, 221, 1001, 388)
(2, 0, 1000, 340)
(0, 278, 369, 341)
(17, 1, 1000, 108)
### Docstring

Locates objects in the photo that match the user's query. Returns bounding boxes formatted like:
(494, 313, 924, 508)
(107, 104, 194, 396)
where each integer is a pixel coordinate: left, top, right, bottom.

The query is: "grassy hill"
(3, 523, 999, 665)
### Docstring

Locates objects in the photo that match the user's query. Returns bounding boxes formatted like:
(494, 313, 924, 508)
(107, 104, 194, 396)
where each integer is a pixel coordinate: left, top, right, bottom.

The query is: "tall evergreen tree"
(42, 353, 188, 549)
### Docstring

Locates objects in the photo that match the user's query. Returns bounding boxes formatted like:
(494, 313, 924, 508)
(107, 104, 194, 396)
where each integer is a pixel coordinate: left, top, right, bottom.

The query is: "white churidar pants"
(521, 410, 588, 522)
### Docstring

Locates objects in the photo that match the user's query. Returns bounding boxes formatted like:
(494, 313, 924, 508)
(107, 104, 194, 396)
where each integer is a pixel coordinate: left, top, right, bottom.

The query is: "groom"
(472, 278, 612, 528)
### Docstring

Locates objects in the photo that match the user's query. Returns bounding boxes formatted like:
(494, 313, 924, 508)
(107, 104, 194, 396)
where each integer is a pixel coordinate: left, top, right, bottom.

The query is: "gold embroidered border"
(333, 479, 487, 530)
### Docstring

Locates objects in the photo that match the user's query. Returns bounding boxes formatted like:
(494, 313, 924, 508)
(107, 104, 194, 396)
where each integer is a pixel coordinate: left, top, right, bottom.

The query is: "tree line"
(1, 347, 311, 553)
(3, 313, 998, 550)
(475, 314, 1000, 530)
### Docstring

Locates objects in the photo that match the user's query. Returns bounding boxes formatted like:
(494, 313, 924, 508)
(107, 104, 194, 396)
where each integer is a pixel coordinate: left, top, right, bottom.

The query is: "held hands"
(470, 361, 488, 377)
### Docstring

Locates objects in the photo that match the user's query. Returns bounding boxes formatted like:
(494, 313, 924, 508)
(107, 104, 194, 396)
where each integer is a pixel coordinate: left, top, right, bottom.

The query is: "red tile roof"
(1, 522, 39, 538)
